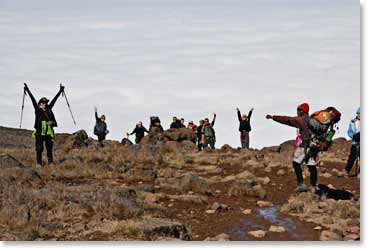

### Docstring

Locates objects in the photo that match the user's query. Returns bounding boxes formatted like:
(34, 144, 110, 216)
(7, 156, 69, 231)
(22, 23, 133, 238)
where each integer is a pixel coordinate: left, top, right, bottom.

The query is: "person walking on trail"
(202, 113, 217, 149)
(237, 107, 254, 149)
(24, 83, 64, 166)
(170, 116, 181, 129)
(94, 106, 109, 147)
(266, 103, 318, 193)
(127, 121, 149, 144)
(339, 107, 360, 177)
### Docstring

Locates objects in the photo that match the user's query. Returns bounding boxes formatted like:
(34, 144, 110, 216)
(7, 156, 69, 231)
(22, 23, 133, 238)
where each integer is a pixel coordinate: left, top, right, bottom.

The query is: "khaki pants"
(293, 147, 318, 166)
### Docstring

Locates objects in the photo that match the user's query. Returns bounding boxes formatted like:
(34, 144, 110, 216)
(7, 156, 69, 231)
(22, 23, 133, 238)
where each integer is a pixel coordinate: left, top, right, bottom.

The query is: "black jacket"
(170, 122, 182, 129)
(238, 109, 253, 132)
(26, 88, 62, 132)
(94, 112, 107, 136)
(130, 125, 149, 139)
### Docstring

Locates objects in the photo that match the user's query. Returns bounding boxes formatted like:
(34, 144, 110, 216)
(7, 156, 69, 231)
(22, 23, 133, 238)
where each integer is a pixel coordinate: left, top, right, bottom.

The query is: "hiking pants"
(135, 136, 143, 144)
(240, 131, 250, 149)
(205, 137, 215, 149)
(345, 144, 359, 173)
(35, 134, 54, 165)
(198, 141, 203, 151)
(293, 147, 319, 187)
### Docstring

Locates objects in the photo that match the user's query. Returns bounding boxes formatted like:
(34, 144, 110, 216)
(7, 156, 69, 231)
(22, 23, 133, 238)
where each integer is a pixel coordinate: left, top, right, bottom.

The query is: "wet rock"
(257, 201, 273, 208)
(319, 230, 342, 241)
(204, 233, 230, 241)
(248, 230, 266, 238)
(269, 225, 285, 233)
(242, 209, 252, 215)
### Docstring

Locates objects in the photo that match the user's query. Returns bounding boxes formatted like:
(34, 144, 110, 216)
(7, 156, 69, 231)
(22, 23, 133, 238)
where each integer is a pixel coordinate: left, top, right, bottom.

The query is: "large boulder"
(63, 130, 91, 149)
(178, 173, 211, 195)
(163, 128, 196, 142)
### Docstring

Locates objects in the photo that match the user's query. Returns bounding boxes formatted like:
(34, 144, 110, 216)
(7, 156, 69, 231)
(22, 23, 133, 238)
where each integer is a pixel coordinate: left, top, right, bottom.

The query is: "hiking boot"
(35, 163, 43, 169)
(337, 170, 349, 178)
(309, 185, 319, 194)
(295, 184, 308, 193)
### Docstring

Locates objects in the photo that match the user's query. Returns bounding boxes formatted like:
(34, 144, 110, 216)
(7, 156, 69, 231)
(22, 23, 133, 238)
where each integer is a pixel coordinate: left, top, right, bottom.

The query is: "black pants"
(135, 135, 143, 144)
(97, 134, 106, 147)
(345, 144, 360, 173)
(36, 135, 54, 165)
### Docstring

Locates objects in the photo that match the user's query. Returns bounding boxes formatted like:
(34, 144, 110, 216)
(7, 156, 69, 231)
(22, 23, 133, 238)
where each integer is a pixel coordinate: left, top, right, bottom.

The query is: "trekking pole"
(19, 87, 27, 128)
(61, 84, 77, 125)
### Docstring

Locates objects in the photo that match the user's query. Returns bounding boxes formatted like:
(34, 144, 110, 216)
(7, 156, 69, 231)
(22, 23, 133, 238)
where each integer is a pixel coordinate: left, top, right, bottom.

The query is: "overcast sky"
(0, 0, 360, 148)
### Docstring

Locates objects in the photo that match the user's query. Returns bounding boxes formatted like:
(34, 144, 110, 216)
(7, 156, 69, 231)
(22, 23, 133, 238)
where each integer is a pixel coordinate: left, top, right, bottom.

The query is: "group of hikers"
(22, 84, 360, 194)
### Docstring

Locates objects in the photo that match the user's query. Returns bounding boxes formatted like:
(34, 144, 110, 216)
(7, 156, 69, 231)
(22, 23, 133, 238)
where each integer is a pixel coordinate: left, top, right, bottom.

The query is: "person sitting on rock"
(202, 113, 217, 149)
(24, 83, 64, 167)
(266, 103, 319, 193)
(339, 107, 360, 177)
(127, 121, 149, 144)
(94, 106, 109, 147)
(170, 116, 181, 129)
(237, 107, 254, 149)
(180, 118, 187, 128)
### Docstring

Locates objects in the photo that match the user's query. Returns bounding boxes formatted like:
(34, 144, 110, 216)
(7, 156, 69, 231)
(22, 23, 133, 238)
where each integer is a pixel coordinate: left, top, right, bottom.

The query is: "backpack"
(204, 124, 215, 138)
(307, 107, 341, 151)
(94, 121, 106, 136)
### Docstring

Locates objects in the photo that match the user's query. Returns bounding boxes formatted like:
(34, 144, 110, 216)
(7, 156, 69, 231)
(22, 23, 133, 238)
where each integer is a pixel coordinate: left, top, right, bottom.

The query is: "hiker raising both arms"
(94, 106, 109, 147)
(202, 113, 216, 149)
(24, 83, 64, 167)
(340, 107, 360, 177)
(127, 121, 149, 144)
(237, 107, 254, 149)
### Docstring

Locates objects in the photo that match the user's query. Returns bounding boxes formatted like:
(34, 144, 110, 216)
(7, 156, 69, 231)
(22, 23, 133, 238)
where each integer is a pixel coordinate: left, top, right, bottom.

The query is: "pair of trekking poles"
(19, 83, 76, 128)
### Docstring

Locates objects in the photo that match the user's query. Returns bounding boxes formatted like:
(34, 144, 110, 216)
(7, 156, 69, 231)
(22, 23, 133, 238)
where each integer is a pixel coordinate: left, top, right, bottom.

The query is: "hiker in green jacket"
(24, 83, 64, 166)
(202, 113, 216, 149)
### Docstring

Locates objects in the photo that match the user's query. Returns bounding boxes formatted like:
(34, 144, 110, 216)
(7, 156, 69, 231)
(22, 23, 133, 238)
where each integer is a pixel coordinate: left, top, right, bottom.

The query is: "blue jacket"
(348, 118, 360, 145)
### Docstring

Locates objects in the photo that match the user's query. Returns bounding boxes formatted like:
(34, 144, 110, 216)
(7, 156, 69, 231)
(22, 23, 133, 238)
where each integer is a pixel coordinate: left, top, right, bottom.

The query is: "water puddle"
(228, 205, 304, 240)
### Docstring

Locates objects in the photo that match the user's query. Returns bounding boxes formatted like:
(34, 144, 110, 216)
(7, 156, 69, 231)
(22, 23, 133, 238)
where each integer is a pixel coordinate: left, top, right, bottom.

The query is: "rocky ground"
(0, 126, 360, 241)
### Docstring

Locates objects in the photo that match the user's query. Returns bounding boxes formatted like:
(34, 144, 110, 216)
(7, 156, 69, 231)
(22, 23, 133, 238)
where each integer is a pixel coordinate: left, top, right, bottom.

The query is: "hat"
(38, 97, 49, 104)
(297, 103, 309, 114)
(356, 107, 360, 114)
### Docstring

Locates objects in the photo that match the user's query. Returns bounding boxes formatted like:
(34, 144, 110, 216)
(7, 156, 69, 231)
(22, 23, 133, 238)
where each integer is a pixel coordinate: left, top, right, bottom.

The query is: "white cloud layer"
(0, 0, 360, 148)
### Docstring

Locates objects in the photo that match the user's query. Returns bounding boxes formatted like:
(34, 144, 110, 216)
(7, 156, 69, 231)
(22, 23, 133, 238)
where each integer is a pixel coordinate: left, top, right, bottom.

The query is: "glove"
(60, 84, 65, 92)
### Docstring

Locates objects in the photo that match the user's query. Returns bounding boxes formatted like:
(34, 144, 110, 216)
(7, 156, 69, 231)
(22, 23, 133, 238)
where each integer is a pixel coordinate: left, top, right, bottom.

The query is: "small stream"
(228, 205, 303, 240)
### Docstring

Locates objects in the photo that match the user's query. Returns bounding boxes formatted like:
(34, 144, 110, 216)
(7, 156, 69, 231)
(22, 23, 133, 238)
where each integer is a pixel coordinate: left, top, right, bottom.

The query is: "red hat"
(297, 103, 309, 114)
